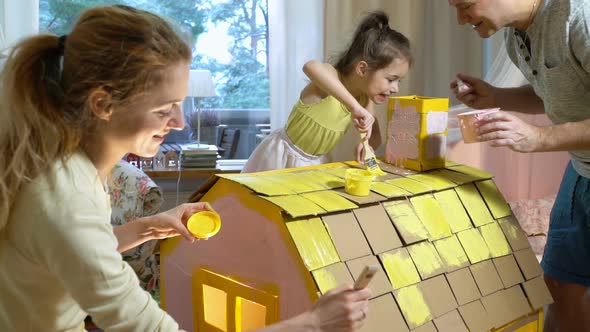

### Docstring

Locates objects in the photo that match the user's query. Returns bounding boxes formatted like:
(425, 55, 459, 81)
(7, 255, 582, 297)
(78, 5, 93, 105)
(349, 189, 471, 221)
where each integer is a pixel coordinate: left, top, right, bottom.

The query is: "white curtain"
(0, 0, 38, 50)
(268, 0, 324, 130)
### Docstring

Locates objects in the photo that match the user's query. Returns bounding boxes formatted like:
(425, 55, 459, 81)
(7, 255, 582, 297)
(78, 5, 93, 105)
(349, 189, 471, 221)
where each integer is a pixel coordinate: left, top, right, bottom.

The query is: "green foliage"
(38, 0, 269, 110)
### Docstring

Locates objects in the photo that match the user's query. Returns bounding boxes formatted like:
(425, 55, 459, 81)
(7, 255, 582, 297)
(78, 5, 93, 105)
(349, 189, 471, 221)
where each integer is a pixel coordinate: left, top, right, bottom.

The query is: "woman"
(0, 5, 370, 331)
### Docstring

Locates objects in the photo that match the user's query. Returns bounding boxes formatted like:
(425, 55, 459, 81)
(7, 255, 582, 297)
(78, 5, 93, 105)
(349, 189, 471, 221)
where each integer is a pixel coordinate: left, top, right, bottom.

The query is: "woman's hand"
(475, 111, 543, 152)
(351, 107, 375, 133)
(141, 202, 213, 243)
(450, 73, 498, 110)
(308, 285, 371, 332)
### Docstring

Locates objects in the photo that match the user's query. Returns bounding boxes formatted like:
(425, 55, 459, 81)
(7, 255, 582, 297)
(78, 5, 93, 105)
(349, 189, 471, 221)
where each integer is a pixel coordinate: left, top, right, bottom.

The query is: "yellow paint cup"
(345, 169, 373, 196)
(187, 211, 222, 239)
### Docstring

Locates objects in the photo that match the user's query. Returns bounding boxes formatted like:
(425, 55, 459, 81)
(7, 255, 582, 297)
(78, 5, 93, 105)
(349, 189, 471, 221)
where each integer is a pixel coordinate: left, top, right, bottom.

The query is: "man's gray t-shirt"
(505, 0, 590, 178)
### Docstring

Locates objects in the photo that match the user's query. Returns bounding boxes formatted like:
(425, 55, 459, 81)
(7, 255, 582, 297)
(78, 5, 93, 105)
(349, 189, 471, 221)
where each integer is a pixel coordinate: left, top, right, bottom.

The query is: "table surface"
(144, 160, 244, 178)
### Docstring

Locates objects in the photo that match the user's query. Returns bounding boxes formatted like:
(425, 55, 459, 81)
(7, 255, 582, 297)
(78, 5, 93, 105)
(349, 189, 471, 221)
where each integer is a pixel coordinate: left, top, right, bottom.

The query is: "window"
(193, 268, 278, 332)
(39, 0, 270, 159)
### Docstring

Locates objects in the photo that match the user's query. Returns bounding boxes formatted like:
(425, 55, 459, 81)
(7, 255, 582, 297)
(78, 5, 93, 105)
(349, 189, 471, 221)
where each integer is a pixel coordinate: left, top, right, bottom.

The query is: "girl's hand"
(309, 284, 371, 332)
(351, 107, 375, 133)
(142, 202, 213, 243)
(475, 111, 542, 152)
(450, 73, 498, 110)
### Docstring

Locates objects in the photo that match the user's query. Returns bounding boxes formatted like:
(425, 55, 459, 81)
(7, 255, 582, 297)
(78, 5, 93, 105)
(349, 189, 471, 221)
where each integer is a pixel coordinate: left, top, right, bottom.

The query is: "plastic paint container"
(457, 108, 500, 143)
(187, 211, 222, 239)
(345, 169, 373, 196)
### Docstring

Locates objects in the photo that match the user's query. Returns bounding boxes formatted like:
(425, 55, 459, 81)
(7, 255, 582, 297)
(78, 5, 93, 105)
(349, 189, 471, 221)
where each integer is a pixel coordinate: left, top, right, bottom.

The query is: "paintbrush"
(360, 133, 386, 176)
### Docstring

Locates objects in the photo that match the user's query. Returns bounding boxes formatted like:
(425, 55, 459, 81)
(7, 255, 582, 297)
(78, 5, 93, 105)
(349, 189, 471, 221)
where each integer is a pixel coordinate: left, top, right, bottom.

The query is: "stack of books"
(179, 143, 219, 169)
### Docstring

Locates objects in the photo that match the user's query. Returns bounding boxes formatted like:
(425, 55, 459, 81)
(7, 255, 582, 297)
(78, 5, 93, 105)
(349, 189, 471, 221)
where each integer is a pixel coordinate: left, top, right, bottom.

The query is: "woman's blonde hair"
(0, 5, 192, 229)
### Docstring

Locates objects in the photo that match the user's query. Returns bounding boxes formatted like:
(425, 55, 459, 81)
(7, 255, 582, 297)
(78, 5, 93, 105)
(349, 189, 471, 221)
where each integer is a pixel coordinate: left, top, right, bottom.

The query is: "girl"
(243, 10, 411, 173)
(0, 5, 369, 331)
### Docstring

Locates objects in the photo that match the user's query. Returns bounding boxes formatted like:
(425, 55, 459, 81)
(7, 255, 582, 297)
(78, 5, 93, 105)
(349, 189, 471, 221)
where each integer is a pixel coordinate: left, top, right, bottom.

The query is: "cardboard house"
(160, 161, 552, 332)
(386, 96, 449, 172)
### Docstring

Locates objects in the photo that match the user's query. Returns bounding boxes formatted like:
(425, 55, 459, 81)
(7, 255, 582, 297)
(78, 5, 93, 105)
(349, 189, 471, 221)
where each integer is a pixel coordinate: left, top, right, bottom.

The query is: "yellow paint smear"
(480, 222, 512, 257)
(395, 284, 432, 328)
(407, 241, 445, 279)
(476, 180, 512, 219)
(380, 248, 421, 289)
(457, 228, 492, 264)
(264, 174, 322, 193)
(455, 184, 494, 227)
(408, 173, 456, 190)
(300, 171, 345, 189)
(261, 195, 325, 218)
(434, 189, 473, 233)
(311, 268, 339, 295)
(448, 164, 493, 180)
(433, 235, 469, 271)
(286, 217, 340, 270)
(300, 191, 358, 212)
(230, 176, 295, 196)
(387, 177, 433, 194)
(383, 200, 429, 244)
(323, 167, 350, 178)
(433, 168, 478, 184)
(410, 195, 452, 241)
(370, 181, 411, 198)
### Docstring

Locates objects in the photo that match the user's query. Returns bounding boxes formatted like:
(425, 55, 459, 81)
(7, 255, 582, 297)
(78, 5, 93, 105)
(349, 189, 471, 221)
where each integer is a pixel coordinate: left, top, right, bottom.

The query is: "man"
(448, 0, 590, 331)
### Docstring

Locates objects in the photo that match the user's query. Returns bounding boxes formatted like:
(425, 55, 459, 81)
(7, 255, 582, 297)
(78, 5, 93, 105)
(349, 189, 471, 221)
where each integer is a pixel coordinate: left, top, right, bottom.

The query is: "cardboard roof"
(217, 162, 552, 331)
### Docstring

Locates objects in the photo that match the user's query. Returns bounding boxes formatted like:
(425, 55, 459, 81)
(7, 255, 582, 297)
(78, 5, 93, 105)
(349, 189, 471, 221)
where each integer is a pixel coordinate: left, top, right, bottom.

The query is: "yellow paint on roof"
(448, 164, 493, 180)
(455, 184, 494, 227)
(322, 167, 350, 178)
(370, 181, 411, 198)
(408, 173, 456, 190)
(432, 168, 478, 184)
(410, 195, 452, 241)
(300, 171, 345, 189)
(433, 235, 470, 271)
(407, 241, 446, 279)
(457, 228, 492, 264)
(229, 176, 295, 196)
(261, 195, 325, 218)
(380, 248, 421, 289)
(476, 180, 512, 219)
(311, 268, 338, 295)
(285, 217, 340, 270)
(395, 284, 432, 328)
(386, 178, 433, 194)
(434, 189, 473, 233)
(263, 174, 321, 193)
(383, 200, 429, 244)
(479, 222, 512, 258)
(300, 191, 358, 212)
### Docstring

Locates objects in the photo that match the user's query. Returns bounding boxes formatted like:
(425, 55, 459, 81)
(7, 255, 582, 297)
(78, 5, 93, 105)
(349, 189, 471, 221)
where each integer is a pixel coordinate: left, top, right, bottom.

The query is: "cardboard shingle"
(457, 228, 492, 264)
(455, 183, 494, 227)
(408, 173, 456, 190)
(446, 267, 481, 306)
(433, 189, 473, 233)
(522, 276, 554, 310)
(470, 260, 504, 296)
(353, 204, 403, 254)
(312, 262, 354, 295)
(322, 212, 372, 261)
(493, 255, 524, 288)
(410, 321, 437, 332)
(394, 284, 433, 330)
(379, 247, 421, 289)
(481, 286, 531, 329)
(346, 255, 392, 299)
(421, 275, 458, 318)
(448, 164, 493, 180)
(369, 181, 411, 198)
(458, 300, 492, 332)
(301, 191, 358, 213)
(383, 200, 429, 245)
(410, 195, 452, 241)
(498, 215, 531, 251)
(433, 235, 470, 273)
(433, 309, 469, 332)
(514, 247, 543, 280)
(261, 195, 325, 218)
(387, 177, 433, 194)
(407, 241, 447, 280)
(475, 179, 512, 219)
(479, 221, 512, 258)
(359, 293, 409, 332)
(435, 168, 479, 184)
(334, 187, 387, 205)
(286, 217, 340, 270)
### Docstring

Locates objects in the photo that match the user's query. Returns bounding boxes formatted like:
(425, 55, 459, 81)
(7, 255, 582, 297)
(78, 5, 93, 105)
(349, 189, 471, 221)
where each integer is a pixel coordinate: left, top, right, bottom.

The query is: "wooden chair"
(217, 127, 240, 159)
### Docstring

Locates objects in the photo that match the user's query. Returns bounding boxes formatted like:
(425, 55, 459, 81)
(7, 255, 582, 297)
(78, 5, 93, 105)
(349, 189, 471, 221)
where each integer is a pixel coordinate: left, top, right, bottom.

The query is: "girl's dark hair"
(0, 5, 192, 229)
(334, 10, 412, 74)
